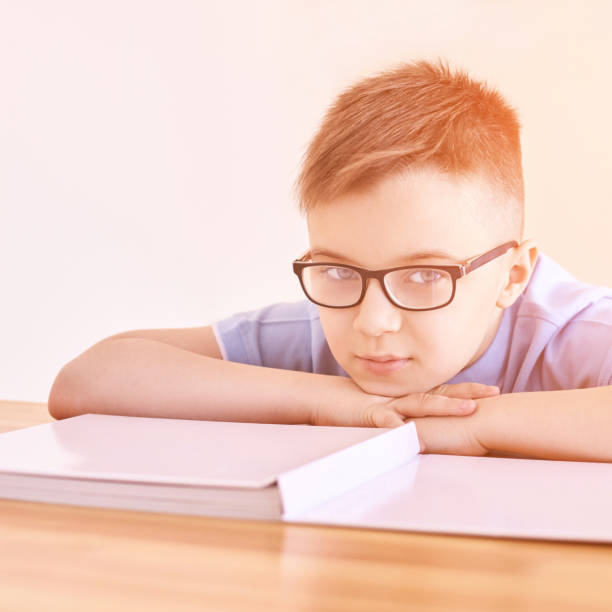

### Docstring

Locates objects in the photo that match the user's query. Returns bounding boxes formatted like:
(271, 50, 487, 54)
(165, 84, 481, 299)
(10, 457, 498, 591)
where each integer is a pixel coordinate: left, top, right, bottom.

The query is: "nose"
(352, 277, 403, 336)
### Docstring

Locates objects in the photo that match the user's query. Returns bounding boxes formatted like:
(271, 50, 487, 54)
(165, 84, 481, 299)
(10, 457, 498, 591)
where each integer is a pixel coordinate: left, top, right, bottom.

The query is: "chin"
(350, 375, 412, 398)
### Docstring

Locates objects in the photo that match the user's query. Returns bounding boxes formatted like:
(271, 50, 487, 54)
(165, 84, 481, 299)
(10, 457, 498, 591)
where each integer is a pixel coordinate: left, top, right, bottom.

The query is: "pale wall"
(2, 0, 611, 401)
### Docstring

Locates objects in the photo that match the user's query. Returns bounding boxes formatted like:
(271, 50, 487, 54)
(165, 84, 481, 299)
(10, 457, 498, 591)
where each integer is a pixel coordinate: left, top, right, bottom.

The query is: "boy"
(48, 60, 612, 461)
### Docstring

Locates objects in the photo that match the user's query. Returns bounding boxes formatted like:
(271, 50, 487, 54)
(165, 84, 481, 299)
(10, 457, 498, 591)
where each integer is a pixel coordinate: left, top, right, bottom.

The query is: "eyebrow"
(308, 247, 459, 263)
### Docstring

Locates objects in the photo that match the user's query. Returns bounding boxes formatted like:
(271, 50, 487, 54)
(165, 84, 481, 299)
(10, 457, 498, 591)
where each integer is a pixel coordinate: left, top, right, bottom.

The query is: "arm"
(47, 333, 497, 426)
(48, 337, 352, 424)
(415, 385, 612, 462)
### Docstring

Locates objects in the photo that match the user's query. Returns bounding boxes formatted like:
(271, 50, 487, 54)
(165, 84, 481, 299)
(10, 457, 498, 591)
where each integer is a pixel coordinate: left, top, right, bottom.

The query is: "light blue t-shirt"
(212, 253, 612, 392)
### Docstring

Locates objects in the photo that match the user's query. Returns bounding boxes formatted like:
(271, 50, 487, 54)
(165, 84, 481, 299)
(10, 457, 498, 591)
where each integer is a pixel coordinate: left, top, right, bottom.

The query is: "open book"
(0, 414, 419, 520)
(2, 414, 612, 542)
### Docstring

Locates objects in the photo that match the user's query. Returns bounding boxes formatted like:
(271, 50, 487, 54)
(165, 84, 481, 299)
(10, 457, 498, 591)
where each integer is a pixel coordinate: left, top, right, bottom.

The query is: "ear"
(496, 239, 539, 308)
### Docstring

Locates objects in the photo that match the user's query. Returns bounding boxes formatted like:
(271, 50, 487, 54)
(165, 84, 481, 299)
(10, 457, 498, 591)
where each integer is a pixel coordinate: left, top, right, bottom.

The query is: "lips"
(358, 354, 408, 362)
(357, 355, 411, 375)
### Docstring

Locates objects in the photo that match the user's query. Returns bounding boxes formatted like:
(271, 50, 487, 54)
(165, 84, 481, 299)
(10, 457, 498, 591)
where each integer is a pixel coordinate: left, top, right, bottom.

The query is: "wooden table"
(2, 400, 612, 611)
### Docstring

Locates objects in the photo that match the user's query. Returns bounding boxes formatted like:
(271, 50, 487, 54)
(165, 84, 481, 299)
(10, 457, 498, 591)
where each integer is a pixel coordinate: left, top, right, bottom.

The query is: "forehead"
(306, 166, 498, 266)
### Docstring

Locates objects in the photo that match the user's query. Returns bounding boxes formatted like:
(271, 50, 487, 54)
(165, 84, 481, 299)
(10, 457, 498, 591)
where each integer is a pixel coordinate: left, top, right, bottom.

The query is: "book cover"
(0, 414, 420, 520)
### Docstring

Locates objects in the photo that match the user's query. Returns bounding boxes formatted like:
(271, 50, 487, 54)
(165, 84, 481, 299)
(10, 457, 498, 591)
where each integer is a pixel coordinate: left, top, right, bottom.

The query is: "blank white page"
(293, 453, 612, 542)
(0, 414, 388, 488)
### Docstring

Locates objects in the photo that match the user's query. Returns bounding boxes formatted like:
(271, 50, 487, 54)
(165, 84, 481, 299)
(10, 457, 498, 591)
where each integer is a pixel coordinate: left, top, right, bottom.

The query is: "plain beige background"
(2, 0, 611, 402)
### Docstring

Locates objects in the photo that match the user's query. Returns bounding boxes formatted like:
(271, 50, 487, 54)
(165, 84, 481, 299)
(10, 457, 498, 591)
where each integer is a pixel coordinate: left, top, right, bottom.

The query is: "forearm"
(476, 386, 612, 461)
(47, 338, 355, 424)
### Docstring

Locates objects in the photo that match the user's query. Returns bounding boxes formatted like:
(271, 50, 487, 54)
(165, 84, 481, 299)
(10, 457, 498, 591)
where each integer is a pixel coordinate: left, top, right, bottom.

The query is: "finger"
(431, 382, 500, 399)
(369, 407, 406, 428)
(391, 392, 478, 418)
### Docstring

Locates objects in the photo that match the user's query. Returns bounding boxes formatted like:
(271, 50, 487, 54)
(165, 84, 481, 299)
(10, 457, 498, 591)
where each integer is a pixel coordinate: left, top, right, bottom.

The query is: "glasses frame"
(292, 241, 518, 312)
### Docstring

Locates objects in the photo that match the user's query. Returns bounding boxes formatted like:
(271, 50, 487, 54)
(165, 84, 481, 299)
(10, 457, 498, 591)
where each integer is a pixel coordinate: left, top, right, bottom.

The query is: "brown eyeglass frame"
(292, 241, 518, 312)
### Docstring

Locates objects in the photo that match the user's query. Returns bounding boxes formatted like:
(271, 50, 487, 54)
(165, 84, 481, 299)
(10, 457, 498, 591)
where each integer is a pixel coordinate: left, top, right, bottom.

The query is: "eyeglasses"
(292, 241, 518, 311)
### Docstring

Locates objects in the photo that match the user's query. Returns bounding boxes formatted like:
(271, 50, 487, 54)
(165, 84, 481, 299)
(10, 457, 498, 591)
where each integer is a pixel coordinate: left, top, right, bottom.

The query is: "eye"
(404, 269, 443, 284)
(325, 266, 358, 280)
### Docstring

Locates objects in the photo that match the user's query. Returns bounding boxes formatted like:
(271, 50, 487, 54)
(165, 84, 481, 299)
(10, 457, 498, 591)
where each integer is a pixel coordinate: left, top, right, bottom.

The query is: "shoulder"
(516, 253, 612, 327)
(211, 299, 345, 375)
(509, 253, 612, 389)
(212, 299, 316, 361)
(220, 299, 319, 325)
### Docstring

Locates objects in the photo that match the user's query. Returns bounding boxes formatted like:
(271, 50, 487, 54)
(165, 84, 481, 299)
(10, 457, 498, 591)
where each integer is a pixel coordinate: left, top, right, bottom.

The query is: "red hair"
(295, 59, 524, 239)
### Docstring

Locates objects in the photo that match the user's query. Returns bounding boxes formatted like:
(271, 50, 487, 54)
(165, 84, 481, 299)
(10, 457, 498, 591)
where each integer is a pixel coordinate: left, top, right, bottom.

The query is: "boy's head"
(293, 59, 539, 397)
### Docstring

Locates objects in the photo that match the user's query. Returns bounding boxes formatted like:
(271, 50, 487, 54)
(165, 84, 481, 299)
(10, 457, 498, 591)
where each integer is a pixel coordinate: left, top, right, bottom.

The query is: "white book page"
(291, 454, 612, 542)
(0, 414, 389, 488)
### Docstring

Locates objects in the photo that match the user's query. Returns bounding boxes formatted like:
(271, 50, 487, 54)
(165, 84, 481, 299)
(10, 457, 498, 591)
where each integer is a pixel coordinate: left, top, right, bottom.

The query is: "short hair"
(295, 59, 524, 240)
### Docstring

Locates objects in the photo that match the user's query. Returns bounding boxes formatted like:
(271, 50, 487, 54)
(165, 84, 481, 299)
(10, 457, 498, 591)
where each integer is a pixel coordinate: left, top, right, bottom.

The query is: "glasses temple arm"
(464, 241, 518, 273)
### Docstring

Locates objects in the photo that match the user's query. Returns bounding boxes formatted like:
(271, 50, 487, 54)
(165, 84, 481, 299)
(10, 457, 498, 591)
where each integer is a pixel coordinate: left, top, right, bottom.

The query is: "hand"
(312, 379, 500, 428)
(411, 410, 491, 456)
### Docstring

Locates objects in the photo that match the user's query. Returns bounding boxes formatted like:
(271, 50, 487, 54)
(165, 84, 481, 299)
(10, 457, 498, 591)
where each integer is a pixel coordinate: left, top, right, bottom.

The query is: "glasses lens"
(384, 268, 453, 309)
(300, 265, 454, 309)
(301, 265, 362, 306)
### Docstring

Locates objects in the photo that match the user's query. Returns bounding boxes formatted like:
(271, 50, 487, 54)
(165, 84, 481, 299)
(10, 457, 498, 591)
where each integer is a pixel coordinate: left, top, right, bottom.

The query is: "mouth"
(358, 354, 407, 362)
(356, 355, 411, 375)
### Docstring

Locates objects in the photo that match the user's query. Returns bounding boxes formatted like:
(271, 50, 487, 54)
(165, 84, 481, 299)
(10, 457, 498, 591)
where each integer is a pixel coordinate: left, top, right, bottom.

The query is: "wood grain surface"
(1, 400, 612, 611)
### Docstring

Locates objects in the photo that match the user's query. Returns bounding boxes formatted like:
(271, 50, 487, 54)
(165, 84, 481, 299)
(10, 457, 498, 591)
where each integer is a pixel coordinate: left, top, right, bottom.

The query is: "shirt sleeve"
(211, 300, 315, 373)
(539, 297, 612, 389)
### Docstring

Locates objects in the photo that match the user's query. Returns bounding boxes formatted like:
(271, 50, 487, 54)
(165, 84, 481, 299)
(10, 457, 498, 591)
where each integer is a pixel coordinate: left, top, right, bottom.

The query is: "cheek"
(318, 311, 353, 352)
(406, 313, 455, 361)
(430, 282, 497, 352)
(410, 290, 490, 359)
